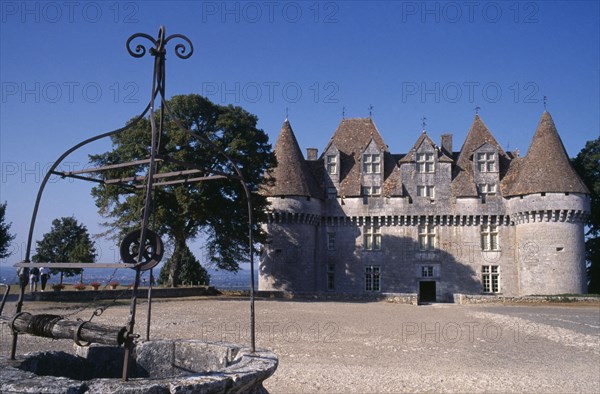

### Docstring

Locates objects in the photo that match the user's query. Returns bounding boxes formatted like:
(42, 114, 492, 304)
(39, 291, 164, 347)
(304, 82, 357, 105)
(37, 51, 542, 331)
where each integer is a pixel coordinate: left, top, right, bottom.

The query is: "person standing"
(40, 267, 49, 291)
(29, 267, 40, 293)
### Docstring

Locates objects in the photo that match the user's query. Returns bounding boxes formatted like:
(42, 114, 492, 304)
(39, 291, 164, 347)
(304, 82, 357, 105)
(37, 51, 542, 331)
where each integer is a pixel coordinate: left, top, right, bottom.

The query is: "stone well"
(0, 340, 278, 393)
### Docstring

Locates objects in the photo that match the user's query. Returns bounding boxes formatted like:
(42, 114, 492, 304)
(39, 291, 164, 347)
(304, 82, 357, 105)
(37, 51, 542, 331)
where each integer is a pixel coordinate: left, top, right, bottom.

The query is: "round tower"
(507, 112, 590, 295)
(259, 119, 323, 293)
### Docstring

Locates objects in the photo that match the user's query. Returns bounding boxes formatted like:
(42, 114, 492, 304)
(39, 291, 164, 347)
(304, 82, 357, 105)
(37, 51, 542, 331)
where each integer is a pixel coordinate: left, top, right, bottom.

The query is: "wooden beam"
(104, 169, 203, 184)
(62, 158, 162, 176)
(134, 175, 228, 189)
(2, 313, 127, 346)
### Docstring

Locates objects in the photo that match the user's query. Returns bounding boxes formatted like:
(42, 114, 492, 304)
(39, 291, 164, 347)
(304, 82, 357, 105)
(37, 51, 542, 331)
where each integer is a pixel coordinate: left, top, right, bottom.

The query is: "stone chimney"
(441, 134, 453, 156)
(306, 148, 318, 161)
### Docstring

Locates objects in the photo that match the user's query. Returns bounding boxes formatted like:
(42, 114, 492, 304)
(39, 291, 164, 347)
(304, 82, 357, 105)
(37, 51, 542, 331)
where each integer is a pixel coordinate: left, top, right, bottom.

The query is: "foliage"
(572, 136, 600, 293)
(32, 217, 96, 284)
(0, 201, 16, 259)
(158, 245, 210, 286)
(90, 94, 275, 286)
(90, 281, 101, 289)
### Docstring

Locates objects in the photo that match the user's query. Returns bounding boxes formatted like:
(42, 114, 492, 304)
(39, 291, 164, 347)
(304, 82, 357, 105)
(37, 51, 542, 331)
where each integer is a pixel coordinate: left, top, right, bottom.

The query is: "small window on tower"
(362, 186, 381, 196)
(477, 152, 496, 172)
(327, 263, 335, 291)
(326, 155, 337, 175)
(417, 185, 435, 198)
(416, 153, 435, 173)
(421, 266, 434, 277)
(327, 187, 338, 199)
(363, 154, 381, 174)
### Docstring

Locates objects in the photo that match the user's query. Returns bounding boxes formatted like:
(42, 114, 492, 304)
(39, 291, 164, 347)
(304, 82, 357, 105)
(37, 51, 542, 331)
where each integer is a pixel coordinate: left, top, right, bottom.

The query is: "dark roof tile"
(262, 120, 322, 198)
(506, 111, 589, 196)
(324, 118, 399, 197)
(452, 115, 509, 197)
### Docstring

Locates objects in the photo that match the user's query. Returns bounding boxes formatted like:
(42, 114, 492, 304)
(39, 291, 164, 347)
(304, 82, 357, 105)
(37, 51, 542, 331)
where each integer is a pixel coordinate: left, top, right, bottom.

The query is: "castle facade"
(259, 112, 590, 301)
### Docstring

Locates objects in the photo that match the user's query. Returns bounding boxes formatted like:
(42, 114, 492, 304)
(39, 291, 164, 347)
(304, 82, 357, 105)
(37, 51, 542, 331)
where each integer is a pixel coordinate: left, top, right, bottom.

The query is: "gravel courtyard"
(1, 297, 599, 393)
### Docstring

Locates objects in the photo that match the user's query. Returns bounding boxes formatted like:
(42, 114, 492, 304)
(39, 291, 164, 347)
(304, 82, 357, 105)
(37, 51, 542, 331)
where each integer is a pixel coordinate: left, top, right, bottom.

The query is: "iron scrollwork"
(126, 26, 193, 59)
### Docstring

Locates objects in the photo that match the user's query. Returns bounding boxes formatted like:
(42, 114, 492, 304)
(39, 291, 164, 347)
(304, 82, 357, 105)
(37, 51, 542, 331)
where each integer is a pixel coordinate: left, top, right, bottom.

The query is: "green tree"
(158, 245, 210, 286)
(572, 136, 600, 293)
(32, 217, 97, 284)
(0, 202, 16, 259)
(90, 94, 275, 287)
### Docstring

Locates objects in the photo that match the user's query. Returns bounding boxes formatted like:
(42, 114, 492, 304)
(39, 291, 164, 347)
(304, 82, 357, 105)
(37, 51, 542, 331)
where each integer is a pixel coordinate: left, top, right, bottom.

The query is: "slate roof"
(451, 115, 510, 197)
(322, 118, 399, 197)
(505, 111, 589, 196)
(262, 112, 589, 200)
(399, 131, 453, 163)
(261, 119, 322, 198)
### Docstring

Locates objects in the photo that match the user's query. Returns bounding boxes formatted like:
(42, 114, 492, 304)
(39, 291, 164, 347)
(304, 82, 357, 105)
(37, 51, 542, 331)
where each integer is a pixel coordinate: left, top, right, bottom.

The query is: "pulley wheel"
(120, 229, 164, 271)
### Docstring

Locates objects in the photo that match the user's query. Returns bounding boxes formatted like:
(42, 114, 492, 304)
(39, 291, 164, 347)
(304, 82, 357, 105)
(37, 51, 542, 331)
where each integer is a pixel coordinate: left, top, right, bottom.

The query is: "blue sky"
(1, 1, 599, 268)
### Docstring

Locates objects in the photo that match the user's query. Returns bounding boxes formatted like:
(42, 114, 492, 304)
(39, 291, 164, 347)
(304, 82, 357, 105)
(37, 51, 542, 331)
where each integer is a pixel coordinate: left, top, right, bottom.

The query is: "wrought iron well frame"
(8, 26, 258, 381)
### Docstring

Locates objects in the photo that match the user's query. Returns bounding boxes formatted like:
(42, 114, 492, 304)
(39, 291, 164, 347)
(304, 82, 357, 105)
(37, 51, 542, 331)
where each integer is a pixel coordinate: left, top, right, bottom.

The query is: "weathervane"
(368, 104, 374, 119)
(421, 116, 427, 131)
(285, 107, 289, 120)
(543, 96, 547, 110)
(342, 106, 346, 119)
(475, 105, 481, 115)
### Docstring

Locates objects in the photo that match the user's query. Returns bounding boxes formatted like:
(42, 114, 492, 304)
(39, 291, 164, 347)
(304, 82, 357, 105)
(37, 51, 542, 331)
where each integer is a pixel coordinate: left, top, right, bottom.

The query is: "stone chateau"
(259, 111, 590, 301)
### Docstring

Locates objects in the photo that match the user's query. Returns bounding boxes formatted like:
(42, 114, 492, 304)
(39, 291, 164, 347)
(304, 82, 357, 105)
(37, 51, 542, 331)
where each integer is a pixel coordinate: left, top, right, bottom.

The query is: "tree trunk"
(168, 238, 186, 287)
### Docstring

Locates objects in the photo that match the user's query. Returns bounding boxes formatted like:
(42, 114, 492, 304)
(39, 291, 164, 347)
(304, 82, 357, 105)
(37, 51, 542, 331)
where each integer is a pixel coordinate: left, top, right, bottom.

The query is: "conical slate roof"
(506, 111, 589, 196)
(262, 119, 322, 198)
(452, 115, 509, 197)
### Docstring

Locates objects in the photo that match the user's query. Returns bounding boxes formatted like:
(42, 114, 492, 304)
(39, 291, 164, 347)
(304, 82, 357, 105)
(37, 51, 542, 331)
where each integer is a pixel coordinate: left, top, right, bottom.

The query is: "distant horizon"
(0, 263, 255, 290)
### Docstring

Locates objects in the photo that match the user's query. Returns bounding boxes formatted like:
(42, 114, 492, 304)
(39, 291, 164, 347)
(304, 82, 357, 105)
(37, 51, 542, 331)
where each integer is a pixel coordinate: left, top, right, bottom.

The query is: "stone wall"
(260, 191, 590, 297)
(26, 286, 219, 302)
(1, 340, 278, 393)
(454, 293, 600, 304)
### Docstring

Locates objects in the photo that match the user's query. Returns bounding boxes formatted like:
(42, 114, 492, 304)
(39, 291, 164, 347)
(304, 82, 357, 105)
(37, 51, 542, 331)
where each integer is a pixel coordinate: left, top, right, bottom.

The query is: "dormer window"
(326, 155, 337, 175)
(417, 185, 435, 198)
(478, 183, 497, 195)
(363, 154, 381, 174)
(477, 152, 496, 172)
(362, 186, 381, 196)
(416, 153, 434, 173)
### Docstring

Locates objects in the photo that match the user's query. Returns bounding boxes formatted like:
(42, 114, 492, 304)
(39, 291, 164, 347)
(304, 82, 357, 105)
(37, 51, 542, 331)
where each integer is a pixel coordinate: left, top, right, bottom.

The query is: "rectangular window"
(362, 186, 381, 196)
(417, 185, 435, 198)
(365, 265, 380, 291)
(477, 152, 496, 172)
(364, 224, 382, 250)
(481, 225, 499, 251)
(482, 265, 499, 293)
(418, 224, 436, 251)
(326, 155, 337, 175)
(416, 152, 435, 173)
(421, 266, 434, 277)
(327, 232, 336, 250)
(327, 187, 338, 199)
(363, 154, 381, 174)
(327, 263, 335, 291)
(478, 183, 497, 195)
